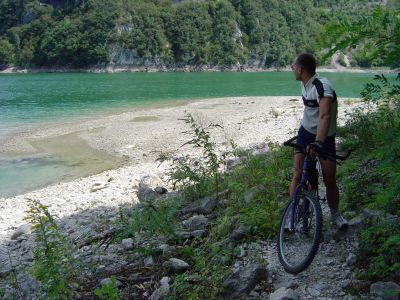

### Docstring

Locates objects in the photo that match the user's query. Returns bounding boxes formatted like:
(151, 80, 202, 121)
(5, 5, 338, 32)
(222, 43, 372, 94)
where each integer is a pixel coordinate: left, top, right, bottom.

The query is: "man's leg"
(320, 158, 348, 229)
(290, 153, 305, 197)
(319, 159, 339, 209)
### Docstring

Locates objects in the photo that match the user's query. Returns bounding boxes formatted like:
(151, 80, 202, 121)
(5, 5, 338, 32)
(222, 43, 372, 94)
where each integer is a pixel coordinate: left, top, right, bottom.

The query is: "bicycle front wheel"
(277, 190, 323, 274)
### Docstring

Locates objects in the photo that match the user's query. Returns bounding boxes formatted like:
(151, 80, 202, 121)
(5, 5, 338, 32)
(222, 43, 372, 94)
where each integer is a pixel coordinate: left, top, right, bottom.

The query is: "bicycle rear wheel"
(277, 190, 323, 274)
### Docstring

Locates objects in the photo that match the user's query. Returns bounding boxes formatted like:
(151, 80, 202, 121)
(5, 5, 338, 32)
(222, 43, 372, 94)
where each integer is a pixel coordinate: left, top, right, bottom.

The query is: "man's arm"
(316, 97, 332, 143)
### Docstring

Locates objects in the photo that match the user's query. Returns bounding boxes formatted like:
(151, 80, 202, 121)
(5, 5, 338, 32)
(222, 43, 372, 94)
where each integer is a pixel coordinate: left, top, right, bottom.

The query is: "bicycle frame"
(289, 156, 318, 232)
(283, 135, 351, 232)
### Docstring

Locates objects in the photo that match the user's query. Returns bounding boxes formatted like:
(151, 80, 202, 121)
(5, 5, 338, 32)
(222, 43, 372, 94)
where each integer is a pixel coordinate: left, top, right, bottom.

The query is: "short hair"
(295, 53, 317, 75)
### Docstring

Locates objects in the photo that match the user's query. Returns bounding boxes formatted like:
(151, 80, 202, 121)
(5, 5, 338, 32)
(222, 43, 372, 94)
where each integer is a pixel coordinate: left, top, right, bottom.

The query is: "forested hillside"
(0, 0, 396, 69)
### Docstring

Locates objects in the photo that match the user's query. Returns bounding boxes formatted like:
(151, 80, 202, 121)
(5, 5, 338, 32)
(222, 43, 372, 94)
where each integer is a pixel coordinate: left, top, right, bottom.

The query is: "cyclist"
(290, 53, 348, 230)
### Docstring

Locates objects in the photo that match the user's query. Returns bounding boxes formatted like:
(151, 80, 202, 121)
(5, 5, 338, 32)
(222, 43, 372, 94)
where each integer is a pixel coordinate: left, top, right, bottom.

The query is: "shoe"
(331, 212, 348, 230)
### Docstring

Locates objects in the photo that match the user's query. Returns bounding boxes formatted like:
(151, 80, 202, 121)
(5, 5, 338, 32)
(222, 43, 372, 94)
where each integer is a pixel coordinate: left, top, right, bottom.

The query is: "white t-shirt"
(300, 74, 338, 136)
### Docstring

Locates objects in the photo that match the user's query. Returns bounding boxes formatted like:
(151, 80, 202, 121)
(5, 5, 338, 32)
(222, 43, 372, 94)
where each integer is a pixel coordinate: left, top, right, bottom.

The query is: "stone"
(139, 174, 164, 189)
(269, 287, 299, 300)
(191, 230, 207, 238)
(178, 231, 191, 239)
(249, 290, 260, 297)
(90, 182, 109, 192)
(274, 279, 297, 290)
(221, 264, 268, 299)
(226, 158, 241, 170)
(346, 253, 357, 266)
(182, 215, 208, 231)
(307, 287, 321, 297)
(326, 259, 335, 266)
(137, 185, 159, 202)
(100, 277, 123, 288)
(340, 279, 352, 289)
(150, 278, 170, 300)
(244, 185, 265, 204)
(248, 142, 270, 156)
(121, 238, 134, 250)
(160, 276, 170, 286)
(163, 258, 190, 273)
(154, 186, 168, 195)
(363, 208, 384, 220)
(370, 281, 400, 299)
(19, 275, 40, 297)
(212, 238, 233, 250)
(238, 246, 246, 258)
(11, 224, 32, 240)
(348, 216, 363, 227)
(144, 256, 155, 266)
(181, 197, 218, 214)
(230, 224, 250, 241)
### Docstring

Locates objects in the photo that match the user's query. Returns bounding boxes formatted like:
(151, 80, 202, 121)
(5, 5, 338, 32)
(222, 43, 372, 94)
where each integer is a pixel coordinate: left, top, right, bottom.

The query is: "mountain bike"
(277, 136, 351, 274)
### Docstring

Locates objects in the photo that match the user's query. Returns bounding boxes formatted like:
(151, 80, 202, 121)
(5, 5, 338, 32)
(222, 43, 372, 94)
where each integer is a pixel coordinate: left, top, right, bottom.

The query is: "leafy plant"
(158, 113, 234, 200)
(93, 277, 120, 300)
(24, 199, 79, 300)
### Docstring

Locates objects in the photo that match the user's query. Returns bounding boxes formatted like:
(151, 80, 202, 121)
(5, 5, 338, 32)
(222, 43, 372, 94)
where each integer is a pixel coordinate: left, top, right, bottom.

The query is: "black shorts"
(296, 126, 336, 156)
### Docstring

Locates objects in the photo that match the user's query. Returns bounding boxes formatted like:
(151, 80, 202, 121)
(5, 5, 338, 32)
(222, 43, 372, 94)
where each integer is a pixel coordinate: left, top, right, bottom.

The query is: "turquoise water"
(0, 71, 396, 198)
(1, 71, 395, 136)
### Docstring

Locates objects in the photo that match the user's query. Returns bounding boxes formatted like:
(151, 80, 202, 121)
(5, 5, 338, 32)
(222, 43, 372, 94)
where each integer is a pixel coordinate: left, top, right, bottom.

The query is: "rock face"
(222, 264, 268, 299)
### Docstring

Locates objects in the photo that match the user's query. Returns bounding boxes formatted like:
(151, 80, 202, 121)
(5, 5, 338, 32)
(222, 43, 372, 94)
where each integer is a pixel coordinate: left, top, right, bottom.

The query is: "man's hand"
(307, 141, 323, 157)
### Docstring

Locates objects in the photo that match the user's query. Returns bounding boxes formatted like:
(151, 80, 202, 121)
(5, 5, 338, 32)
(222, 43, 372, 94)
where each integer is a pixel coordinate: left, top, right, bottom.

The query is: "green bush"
(357, 223, 400, 281)
(337, 74, 400, 281)
(24, 199, 79, 299)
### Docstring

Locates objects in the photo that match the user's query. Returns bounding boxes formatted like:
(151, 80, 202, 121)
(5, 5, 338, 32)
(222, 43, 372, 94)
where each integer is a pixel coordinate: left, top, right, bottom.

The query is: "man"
(291, 52, 348, 229)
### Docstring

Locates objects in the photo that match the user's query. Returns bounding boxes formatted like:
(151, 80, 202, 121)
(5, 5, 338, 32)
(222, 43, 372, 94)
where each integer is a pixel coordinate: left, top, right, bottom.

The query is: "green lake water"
(0, 71, 396, 198)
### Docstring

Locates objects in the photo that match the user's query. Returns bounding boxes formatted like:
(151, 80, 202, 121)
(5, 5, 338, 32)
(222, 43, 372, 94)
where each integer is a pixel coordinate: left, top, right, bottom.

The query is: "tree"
(320, 5, 400, 68)
(0, 39, 14, 66)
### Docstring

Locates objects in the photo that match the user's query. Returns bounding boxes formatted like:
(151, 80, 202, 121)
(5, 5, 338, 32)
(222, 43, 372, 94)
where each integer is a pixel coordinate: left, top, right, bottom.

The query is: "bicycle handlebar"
(283, 136, 351, 164)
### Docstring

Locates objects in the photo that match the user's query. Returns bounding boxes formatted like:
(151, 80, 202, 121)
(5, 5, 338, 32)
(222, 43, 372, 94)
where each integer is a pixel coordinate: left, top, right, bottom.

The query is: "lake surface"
(0, 71, 396, 197)
(1, 71, 393, 138)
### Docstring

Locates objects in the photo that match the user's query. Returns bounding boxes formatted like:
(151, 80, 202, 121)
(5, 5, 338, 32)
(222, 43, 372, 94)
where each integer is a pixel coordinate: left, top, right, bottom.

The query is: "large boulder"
(163, 258, 190, 273)
(137, 185, 160, 202)
(221, 264, 268, 299)
(139, 174, 164, 189)
(182, 215, 208, 231)
(181, 197, 218, 214)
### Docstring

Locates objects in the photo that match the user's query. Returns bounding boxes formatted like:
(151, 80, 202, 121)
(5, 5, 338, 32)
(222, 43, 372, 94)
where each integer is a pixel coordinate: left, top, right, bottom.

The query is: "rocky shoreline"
(0, 65, 396, 74)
